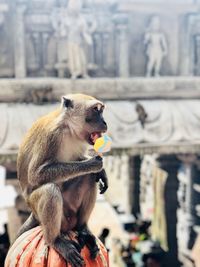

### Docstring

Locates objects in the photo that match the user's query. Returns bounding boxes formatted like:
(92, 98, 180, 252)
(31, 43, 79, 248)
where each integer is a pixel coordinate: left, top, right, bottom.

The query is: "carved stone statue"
(144, 16, 168, 77)
(52, 0, 96, 79)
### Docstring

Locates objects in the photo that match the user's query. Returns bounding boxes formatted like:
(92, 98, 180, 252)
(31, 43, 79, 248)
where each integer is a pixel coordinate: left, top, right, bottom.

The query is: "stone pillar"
(189, 161, 200, 247)
(42, 32, 50, 75)
(157, 155, 181, 267)
(179, 15, 192, 76)
(176, 156, 193, 263)
(14, 2, 27, 78)
(115, 15, 130, 77)
(93, 32, 103, 70)
(176, 154, 200, 265)
(130, 156, 141, 216)
(32, 32, 41, 70)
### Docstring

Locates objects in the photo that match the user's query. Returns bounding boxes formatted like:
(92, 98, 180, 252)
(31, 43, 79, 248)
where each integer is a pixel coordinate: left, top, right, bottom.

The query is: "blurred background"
(1, 0, 200, 266)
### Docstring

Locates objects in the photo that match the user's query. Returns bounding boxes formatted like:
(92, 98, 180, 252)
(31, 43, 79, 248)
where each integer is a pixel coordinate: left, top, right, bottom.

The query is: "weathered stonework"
(0, 0, 200, 78)
(0, 77, 200, 103)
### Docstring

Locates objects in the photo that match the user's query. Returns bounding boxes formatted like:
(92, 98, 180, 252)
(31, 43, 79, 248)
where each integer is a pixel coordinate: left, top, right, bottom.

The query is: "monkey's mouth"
(88, 132, 102, 145)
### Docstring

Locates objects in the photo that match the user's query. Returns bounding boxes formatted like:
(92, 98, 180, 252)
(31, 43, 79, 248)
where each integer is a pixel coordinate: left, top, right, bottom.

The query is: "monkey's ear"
(62, 97, 74, 109)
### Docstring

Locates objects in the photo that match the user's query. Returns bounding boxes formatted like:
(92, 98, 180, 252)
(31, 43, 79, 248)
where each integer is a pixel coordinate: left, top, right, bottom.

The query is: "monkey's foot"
(90, 245, 100, 260)
(77, 230, 99, 259)
(54, 237, 84, 267)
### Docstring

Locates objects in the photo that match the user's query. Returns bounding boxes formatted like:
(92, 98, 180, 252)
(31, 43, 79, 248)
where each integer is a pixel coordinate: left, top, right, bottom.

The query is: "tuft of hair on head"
(67, 94, 96, 101)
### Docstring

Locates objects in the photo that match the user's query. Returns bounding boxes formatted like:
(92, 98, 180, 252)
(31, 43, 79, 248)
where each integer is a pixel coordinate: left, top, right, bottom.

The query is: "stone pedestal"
(14, 4, 27, 78)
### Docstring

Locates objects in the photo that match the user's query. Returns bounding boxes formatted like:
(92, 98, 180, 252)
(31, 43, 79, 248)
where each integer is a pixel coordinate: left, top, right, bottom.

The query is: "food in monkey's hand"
(93, 135, 112, 154)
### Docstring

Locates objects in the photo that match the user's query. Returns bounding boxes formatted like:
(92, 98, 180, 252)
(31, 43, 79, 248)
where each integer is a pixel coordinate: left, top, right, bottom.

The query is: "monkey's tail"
(16, 213, 39, 240)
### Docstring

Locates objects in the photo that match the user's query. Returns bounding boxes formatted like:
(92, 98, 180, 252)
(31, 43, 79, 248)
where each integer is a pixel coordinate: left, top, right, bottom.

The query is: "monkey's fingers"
(95, 168, 106, 183)
(99, 179, 108, 194)
(77, 231, 88, 249)
(90, 246, 99, 260)
(66, 249, 84, 267)
(95, 172, 101, 182)
(71, 240, 82, 252)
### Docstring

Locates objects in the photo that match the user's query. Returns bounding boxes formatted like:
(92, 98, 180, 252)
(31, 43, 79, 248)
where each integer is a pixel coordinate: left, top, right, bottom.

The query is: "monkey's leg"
(76, 184, 99, 259)
(16, 213, 38, 239)
(77, 224, 99, 259)
(29, 183, 84, 267)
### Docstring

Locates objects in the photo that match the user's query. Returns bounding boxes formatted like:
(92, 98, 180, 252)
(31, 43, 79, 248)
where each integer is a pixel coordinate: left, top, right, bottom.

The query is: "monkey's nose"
(102, 120, 107, 131)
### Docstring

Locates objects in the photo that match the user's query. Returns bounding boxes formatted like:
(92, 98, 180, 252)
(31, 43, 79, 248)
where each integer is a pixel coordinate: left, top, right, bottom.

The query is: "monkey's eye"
(93, 103, 103, 113)
(93, 106, 99, 112)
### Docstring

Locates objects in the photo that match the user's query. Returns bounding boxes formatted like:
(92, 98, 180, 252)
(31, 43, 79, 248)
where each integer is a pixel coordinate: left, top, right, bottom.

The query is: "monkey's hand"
(86, 156, 103, 173)
(95, 169, 108, 194)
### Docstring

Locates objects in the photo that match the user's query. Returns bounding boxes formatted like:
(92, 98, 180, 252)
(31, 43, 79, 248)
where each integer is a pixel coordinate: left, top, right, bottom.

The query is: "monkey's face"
(61, 94, 107, 145)
(85, 101, 107, 145)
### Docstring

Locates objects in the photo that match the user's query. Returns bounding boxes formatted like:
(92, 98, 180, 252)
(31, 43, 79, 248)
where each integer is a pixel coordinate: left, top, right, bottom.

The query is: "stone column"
(115, 15, 130, 77)
(176, 154, 200, 266)
(42, 32, 50, 75)
(32, 32, 42, 70)
(130, 156, 141, 216)
(102, 32, 110, 68)
(93, 32, 103, 69)
(176, 156, 193, 264)
(179, 15, 192, 76)
(157, 155, 181, 267)
(14, 3, 27, 78)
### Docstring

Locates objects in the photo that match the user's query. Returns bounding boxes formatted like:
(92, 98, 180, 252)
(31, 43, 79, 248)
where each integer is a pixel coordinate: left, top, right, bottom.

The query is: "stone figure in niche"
(144, 16, 168, 77)
(52, 0, 96, 79)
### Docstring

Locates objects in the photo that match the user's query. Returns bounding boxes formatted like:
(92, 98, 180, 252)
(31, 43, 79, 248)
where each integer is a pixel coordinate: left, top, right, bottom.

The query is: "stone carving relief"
(52, 0, 96, 79)
(12, 0, 177, 79)
(14, 0, 127, 78)
(144, 16, 168, 77)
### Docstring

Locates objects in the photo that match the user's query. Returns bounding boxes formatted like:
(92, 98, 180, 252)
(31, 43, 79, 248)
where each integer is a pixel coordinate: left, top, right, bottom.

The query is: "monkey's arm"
(95, 169, 108, 194)
(28, 156, 103, 186)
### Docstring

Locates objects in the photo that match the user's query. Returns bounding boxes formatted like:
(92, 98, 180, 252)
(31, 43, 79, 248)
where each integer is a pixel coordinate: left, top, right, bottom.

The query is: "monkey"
(16, 94, 109, 267)
(23, 87, 54, 105)
(135, 102, 148, 128)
